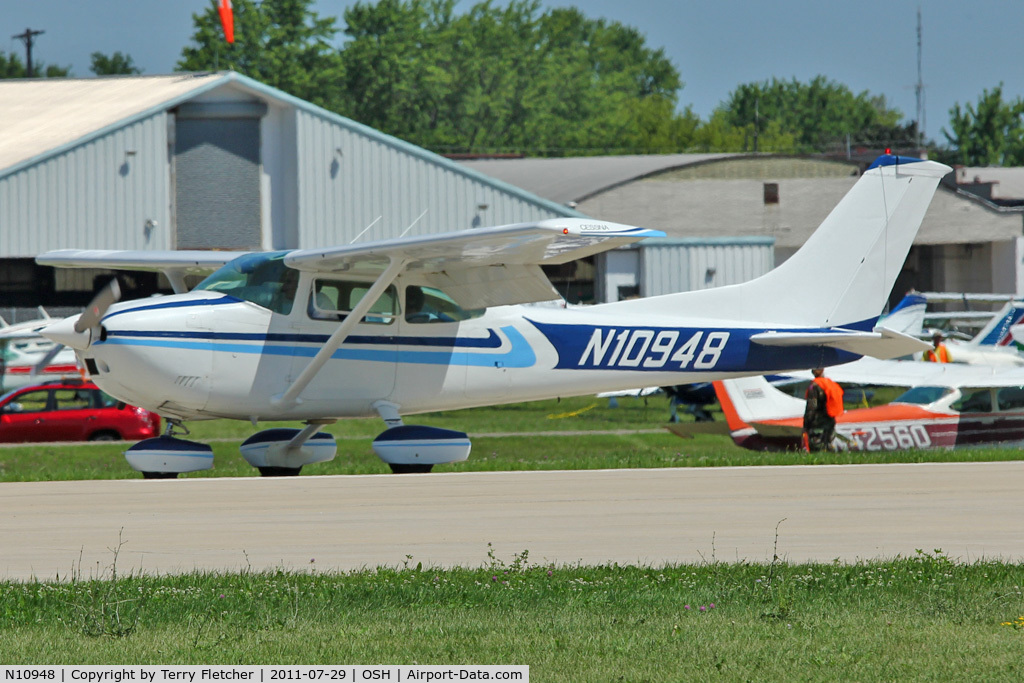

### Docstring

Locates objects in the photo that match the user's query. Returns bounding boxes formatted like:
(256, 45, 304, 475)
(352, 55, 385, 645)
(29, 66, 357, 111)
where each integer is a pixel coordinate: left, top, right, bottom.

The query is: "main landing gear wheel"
(141, 471, 179, 479)
(388, 463, 434, 474)
(257, 466, 303, 477)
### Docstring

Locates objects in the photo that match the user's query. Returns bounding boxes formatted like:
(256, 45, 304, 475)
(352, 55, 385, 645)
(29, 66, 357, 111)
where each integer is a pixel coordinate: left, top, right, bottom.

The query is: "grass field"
(3, 393, 1024, 481)
(3, 393, 1024, 678)
(2, 551, 1024, 680)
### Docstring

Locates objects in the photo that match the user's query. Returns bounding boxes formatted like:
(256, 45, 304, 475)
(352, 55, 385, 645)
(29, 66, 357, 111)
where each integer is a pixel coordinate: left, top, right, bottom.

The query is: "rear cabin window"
(308, 279, 397, 325)
(996, 386, 1024, 411)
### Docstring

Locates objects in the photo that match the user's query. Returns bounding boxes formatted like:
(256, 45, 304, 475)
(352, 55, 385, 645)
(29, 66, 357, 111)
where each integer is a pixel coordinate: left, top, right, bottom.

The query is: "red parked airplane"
(669, 360, 1024, 451)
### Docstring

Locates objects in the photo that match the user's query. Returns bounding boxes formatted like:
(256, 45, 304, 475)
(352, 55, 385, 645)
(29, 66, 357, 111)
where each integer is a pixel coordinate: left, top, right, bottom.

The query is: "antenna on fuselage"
(349, 216, 383, 244)
(398, 209, 429, 239)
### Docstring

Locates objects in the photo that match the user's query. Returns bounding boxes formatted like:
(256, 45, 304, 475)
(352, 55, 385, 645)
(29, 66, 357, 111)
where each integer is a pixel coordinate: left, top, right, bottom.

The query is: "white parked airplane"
(876, 291, 1024, 366)
(0, 309, 81, 391)
(35, 155, 949, 477)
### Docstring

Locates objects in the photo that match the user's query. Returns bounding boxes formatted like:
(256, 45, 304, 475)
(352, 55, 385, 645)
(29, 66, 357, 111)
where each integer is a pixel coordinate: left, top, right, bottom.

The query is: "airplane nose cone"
(40, 315, 92, 350)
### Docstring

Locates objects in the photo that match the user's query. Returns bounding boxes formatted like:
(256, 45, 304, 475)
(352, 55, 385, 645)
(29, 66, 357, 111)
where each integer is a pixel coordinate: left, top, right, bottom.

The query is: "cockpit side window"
(194, 252, 299, 315)
(404, 286, 484, 324)
(892, 386, 953, 405)
(308, 278, 396, 325)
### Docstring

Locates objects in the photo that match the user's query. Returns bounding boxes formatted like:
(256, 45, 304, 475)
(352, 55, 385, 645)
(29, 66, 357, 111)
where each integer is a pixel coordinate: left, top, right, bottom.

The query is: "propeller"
(75, 279, 121, 333)
(38, 279, 122, 353)
(31, 343, 66, 377)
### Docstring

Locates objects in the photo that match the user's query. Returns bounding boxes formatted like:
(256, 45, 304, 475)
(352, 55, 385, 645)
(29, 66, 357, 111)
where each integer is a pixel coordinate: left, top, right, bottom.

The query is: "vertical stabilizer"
(715, 376, 806, 424)
(602, 156, 951, 329)
(880, 292, 927, 336)
(969, 301, 1024, 347)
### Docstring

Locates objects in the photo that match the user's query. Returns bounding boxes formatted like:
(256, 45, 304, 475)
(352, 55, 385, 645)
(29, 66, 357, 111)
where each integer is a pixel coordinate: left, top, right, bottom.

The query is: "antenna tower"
(915, 7, 926, 148)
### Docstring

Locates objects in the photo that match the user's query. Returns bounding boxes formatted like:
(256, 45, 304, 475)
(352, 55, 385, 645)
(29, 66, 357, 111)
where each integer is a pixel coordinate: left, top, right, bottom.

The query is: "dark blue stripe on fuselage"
(529, 319, 868, 373)
(105, 328, 503, 349)
(103, 295, 244, 322)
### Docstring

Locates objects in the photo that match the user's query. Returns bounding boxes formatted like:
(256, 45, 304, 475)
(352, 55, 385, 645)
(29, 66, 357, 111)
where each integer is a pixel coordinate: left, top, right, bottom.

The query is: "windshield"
(892, 385, 954, 406)
(194, 252, 299, 315)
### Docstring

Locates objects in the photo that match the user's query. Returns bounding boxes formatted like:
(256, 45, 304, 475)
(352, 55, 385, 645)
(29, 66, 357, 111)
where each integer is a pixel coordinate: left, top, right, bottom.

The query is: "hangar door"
(173, 102, 266, 250)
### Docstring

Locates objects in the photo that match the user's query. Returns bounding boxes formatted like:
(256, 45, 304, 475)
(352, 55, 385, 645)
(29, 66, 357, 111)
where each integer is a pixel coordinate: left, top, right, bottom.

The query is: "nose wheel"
(125, 420, 215, 479)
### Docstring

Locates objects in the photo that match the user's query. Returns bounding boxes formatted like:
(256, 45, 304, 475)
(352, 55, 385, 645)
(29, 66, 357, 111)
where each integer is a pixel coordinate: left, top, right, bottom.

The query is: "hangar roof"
(0, 73, 223, 173)
(459, 153, 736, 205)
(957, 166, 1024, 200)
(0, 71, 578, 221)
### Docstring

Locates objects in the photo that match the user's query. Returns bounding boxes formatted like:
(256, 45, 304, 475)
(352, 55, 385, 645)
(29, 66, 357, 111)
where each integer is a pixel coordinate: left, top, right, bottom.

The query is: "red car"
(0, 379, 160, 443)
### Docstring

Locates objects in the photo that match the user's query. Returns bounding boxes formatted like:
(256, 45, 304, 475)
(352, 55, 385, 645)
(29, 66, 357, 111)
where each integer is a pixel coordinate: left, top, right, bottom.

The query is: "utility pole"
(753, 97, 759, 154)
(12, 27, 45, 77)
(915, 7, 926, 149)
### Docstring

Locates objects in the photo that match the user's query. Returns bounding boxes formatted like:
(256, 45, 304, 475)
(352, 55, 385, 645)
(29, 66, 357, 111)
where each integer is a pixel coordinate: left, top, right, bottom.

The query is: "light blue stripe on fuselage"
(101, 325, 537, 369)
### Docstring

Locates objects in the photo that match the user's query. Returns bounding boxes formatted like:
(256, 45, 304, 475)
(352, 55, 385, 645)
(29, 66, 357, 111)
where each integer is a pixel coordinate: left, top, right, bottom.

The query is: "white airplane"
(927, 300, 1024, 366)
(0, 309, 82, 391)
(879, 292, 1024, 366)
(34, 155, 949, 478)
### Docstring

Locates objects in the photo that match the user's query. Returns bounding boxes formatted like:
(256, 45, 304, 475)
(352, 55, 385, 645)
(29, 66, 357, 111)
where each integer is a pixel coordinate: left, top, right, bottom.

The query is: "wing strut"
(273, 256, 407, 408)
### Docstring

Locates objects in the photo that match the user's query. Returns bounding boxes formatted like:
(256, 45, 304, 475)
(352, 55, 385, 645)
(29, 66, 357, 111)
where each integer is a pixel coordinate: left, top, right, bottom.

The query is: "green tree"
(338, 0, 694, 155)
(90, 51, 142, 75)
(177, 0, 346, 111)
(691, 110, 796, 153)
(719, 76, 909, 153)
(0, 51, 69, 78)
(943, 85, 1024, 166)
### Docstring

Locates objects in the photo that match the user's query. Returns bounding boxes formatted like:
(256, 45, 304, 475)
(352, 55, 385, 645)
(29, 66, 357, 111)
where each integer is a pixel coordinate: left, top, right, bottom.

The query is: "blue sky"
(4, 1, 1021, 144)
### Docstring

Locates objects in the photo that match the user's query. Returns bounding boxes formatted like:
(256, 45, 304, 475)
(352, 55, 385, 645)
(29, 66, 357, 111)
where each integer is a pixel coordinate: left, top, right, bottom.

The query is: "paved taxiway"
(2, 462, 1023, 580)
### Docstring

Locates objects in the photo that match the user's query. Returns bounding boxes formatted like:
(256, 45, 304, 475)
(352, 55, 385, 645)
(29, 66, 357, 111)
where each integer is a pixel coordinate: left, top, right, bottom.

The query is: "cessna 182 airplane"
(34, 154, 949, 477)
(690, 360, 1024, 452)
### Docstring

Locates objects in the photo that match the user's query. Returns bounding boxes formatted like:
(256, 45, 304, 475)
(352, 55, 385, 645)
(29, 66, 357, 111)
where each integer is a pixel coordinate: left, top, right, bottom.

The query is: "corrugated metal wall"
(0, 114, 170, 257)
(294, 110, 563, 247)
(639, 238, 774, 297)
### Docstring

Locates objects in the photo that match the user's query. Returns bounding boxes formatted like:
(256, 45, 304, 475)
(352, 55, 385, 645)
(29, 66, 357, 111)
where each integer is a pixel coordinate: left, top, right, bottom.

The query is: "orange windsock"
(218, 0, 235, 44)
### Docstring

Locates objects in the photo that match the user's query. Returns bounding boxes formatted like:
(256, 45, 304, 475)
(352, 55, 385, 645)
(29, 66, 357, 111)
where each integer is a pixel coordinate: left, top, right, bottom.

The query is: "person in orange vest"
(924, 331, 952, 363)
(803, 367, 844, 452)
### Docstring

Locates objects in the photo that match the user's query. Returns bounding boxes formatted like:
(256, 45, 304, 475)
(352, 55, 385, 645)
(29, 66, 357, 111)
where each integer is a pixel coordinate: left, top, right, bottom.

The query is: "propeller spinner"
(38, 279, 121, 352)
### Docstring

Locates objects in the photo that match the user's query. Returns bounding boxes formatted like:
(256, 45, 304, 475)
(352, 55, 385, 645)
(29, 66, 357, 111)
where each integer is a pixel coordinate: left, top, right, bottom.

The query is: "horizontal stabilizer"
(748, 422, 805, 438)
(664, 422, 732, 438)
(750, 326, 929, 360)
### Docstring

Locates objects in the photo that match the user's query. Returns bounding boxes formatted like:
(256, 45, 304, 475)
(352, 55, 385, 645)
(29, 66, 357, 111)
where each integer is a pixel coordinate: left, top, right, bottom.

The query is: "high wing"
(36, 249, 251, 294)
(36, 219, 662, 307)
(285, 218, 663, 308)
(823, 357, 1024, 389)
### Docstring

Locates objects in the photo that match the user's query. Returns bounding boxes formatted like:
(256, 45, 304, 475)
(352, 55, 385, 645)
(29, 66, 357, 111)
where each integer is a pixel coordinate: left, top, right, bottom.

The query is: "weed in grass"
(65, 531, 149, 638)
(1001, 615, 1024, 630)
